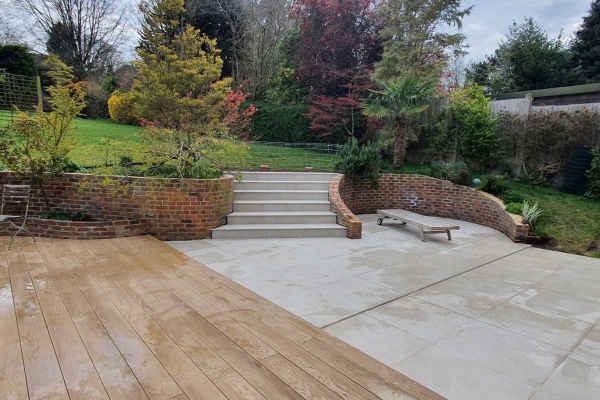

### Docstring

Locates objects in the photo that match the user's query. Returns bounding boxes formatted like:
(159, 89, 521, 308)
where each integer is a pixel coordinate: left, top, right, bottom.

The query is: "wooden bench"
(377, 209, 460, 241)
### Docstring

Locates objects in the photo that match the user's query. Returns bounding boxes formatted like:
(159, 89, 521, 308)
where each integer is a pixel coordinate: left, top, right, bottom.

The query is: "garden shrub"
(250, 102, 315, 142)
(335, 138, 382, 184)
(0, 56, 85, 204)
(502, 190, 525, 204)
(82, 81, 109, 119)
(108, 91, 138, 124)
(430, 161, 472, 186)
(587, 148, 600, 198)
(523, 201, 543, 227)
(481, 176, 510, 197)
(447, 85, 501, 170)
(497, 110, 600, 180)
(505, 202, 524, 215)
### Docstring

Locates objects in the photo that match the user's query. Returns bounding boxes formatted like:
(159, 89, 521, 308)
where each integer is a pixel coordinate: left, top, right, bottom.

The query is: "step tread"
(235, 180, 332, 184)
(213, 223, 345, 231)
(234, 189, 329, 193)
(229, 211, 335, 216)
(234, 200, 330, 204)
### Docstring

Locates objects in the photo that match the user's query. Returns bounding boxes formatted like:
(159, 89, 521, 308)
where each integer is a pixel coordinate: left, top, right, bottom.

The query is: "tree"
(0, 45, 36, 76)
(292, 0, 380, 96)
(133, 0, 248, 178)
(17, 0, 127, 79)
(375, 0, 471, 81)
(187, 0, 293, 97)
(468, 18, 580, 94)
(0, 14, 25, 45)
(292, 0, 380, 140)
(138, 0, 185, 53)
(572, 0, 600, 83)
(363, 76, 436, 167)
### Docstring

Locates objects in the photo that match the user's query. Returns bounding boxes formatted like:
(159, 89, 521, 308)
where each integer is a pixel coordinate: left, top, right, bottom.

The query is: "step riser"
(212, 228, 347, 239)
(240, 172, 336, 182)
(234, 203, 331, 212)
(228, 215, 337, 225)
(234, 181, 331, 190)
(235, 191, 329, 201)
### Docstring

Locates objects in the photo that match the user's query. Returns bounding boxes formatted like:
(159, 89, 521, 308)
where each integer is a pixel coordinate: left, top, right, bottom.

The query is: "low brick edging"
(0, 218, 148, 239)
(0, 172, 234, 240)
(335, 174, 529, 242)
(329, 175, 362, 239)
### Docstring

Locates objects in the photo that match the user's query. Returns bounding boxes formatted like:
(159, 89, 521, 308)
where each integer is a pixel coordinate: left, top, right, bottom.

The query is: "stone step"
(227, 211, 337, 225)
(211, 224, 347, 239)
(233, 200, 331, 212)
(234, 180, 331, 191)
(240, 171, 337, 182)
(234, 190, 329, 201)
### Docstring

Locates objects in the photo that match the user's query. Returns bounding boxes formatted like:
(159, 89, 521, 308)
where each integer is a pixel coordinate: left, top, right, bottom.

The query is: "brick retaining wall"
(0, 172, 234, 240)
(329, 174, 529, 242)
(329, 175, 362, 239)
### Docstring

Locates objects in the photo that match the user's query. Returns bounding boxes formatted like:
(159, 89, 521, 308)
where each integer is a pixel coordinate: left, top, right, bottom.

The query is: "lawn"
(501, 180, 600, 258)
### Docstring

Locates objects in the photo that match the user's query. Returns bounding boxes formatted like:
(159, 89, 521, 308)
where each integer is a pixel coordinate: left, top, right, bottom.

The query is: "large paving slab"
(171, 214, 600, 400)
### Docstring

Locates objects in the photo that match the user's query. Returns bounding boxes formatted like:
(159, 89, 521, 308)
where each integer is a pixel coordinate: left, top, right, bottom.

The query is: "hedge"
(250, 102, 315, 143)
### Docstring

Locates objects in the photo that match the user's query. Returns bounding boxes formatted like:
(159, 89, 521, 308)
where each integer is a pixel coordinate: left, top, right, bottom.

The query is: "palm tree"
(363, 75, 436, 167)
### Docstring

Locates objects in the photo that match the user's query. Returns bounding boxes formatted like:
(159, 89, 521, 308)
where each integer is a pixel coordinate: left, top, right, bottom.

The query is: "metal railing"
(236, 141, 342, 172)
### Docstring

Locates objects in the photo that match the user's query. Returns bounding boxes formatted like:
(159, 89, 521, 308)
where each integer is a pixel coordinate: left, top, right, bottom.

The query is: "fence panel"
(0, 69, 41, 126)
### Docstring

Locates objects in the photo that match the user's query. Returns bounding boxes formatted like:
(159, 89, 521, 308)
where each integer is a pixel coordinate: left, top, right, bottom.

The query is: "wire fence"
(237, 142, 343, 172)
(0, 69, 42, 127)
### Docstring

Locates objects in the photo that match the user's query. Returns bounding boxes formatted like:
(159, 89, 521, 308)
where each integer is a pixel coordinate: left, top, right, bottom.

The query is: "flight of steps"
(211, 171, 347, 239)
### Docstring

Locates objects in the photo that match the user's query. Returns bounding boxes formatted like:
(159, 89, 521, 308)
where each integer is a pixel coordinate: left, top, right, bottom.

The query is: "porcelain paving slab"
(171, 214, 600, 400)
(394, 345, 536, 400)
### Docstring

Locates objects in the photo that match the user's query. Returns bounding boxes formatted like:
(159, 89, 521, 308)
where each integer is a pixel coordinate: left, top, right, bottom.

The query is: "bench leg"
(420, 228, 426, 242)
(447, 230, 452, 241)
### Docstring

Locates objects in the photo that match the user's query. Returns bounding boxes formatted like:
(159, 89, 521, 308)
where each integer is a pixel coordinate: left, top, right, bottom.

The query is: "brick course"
(329, 174, 529, 242)
(0, 172, 233, 240)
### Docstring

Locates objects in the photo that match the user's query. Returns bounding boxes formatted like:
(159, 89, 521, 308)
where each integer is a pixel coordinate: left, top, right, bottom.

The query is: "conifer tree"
(572, 0, 600, 83)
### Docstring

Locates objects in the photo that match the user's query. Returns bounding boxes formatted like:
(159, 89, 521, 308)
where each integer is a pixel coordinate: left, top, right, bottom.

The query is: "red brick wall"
(336, 174, 529, 242)
(0, 172, 234, 240)
(329, 175, 362, 239)
(0, 218, 148, 240)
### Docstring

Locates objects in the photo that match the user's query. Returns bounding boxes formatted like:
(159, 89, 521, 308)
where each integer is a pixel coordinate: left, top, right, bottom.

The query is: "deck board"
(1, 236, 443, 400)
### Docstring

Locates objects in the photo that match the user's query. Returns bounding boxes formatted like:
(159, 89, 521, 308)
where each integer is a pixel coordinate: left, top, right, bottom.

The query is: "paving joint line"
(320, 245, 532, 329)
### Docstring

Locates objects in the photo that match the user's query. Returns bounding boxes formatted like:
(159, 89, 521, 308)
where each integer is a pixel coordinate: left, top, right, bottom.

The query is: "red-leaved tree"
(291, 0, 381, 140)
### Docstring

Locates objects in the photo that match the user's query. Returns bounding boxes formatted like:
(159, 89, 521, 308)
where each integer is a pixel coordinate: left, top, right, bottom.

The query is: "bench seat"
(377, 209, 460, 241)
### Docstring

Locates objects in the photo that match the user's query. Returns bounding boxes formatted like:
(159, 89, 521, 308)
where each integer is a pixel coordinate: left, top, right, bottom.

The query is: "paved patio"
(171, 215, 600, 400)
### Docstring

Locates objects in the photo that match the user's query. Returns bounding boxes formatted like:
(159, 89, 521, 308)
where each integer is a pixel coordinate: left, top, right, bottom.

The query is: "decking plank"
(0, 239, 28, 400)
(19, 240, 109, 400)
(1, 236, 443, 400)
(6, 240, 69, 400)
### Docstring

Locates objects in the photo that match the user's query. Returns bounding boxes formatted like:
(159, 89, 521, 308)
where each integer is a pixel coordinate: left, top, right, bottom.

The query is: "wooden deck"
(0, 235, 443, 400)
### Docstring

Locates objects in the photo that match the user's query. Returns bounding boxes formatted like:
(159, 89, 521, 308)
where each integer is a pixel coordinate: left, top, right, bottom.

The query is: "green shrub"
(430, 161, 472, 186)
(505, 202, 524, 215)
(502, 190, 525, 204)
(250, 102, 314, 142)
(449, 85, 502, 170)
(523, 201, 543, 227)
(108, 91, 138, 124)
(481, 176, 510, 197)
(587, 148, 600, 198)
(335, 139, 382, 184)
(82, 81, 109, 119)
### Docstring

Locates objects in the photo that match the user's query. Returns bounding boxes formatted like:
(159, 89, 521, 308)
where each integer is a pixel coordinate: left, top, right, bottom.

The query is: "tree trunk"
(393, 119, 407, 168)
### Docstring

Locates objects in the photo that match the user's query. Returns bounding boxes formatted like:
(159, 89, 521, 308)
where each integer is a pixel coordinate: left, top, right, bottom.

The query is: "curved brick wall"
(332, 174, 529, 242)
(329, 175, 362, 239)
(0, 172, 233, 240)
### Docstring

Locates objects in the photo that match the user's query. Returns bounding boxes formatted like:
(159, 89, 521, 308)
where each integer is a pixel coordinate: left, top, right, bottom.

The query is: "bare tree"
(188, 0, 293, 98)
(15, 0, 128, 79)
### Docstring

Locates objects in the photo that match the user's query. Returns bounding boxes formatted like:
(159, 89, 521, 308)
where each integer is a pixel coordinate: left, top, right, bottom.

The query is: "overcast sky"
(462, 0, 592, 62)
